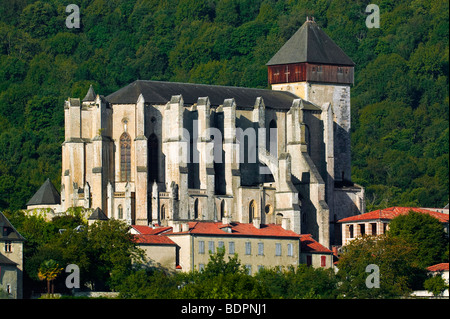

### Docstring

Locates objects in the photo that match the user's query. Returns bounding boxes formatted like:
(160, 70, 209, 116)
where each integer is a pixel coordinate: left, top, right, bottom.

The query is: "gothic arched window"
(160, 204, 166, 221)
(118, 205, 123, 219)
(149, 133, 158, 182)
(220, 200, 226, 220)
(267, 119, 277, 157)
(249, 200, 256, 223)
(194, 199, 199, 219)
(304, 124, 311, 155)
(276, 213, 283, 225)
(120, 132, 131, 181)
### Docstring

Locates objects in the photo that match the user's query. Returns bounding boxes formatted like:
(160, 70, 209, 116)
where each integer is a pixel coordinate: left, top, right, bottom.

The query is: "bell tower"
(267, 17, 355, 184)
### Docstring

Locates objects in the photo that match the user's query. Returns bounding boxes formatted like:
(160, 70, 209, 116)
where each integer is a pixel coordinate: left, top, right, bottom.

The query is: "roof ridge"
(135, 79, 291, 93)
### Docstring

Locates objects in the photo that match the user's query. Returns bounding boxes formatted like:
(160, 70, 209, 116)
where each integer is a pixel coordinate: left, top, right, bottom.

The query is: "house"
(131, 225, 179, 271)
(131, 219, 333, 273)
(0, 212, 25, 299)
(299, 234, 333, 268)
(337, 207, 449, 246)
(427, 263, 449, 285)
(412, 263, 449, 298)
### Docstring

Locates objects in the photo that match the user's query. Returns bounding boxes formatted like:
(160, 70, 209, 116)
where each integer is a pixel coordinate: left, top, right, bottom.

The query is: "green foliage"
(255, 264, 338, 299)
(177, 248, 270, 298)
(337, 235, 425, 298)
(88, 219, 145, 289)
(0, 0, 448, 211)
(423, 275, 449, 296)
(116, 249, 340, 299)
(387, 211, 449, 268)
(5, 211, 144, 295)
(117, 267, 181, 299)
(117, 248, 272, 299)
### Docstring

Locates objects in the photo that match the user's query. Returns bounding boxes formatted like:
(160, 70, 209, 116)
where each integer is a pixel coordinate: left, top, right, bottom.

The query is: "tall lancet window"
(120, 132, 131, 181)
(249, 200, 256, 223)
(149, 133, 158, 182)
(267, 119, 277, 157)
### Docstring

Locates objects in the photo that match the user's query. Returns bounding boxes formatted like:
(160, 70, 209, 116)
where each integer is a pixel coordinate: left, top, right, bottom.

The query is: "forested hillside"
(0, 0, 448, 211)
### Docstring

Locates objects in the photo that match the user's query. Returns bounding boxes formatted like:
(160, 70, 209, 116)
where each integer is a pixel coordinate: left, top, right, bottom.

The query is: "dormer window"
(219, 225, 232, 233)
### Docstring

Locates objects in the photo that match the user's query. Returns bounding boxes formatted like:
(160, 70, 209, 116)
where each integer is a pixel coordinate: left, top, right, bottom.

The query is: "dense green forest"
(0, 0, 448, 211)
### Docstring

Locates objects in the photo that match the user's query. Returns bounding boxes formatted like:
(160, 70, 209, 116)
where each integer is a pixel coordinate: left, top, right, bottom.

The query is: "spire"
(82, 84, 96, 102)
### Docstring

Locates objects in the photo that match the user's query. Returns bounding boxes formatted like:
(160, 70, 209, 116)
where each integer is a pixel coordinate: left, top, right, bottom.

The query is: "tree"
(337, 235, 424, 298)
(117, 267, 181, 299)
(388, 211, 448, 268)
(255, 265, 338, 298)
(423, 275, 448, 297)
(178, 248, 270, 298)
(38, 259, 63, 297)
(87, 219, 145, 290)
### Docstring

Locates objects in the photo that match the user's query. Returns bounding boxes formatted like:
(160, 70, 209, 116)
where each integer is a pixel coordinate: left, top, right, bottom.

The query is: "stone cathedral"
(58, 19, 365, 247)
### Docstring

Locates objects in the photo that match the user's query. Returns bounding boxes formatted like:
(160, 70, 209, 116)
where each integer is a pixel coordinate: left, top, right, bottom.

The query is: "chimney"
(222, 215, 232, 225)
(181, 222, 189, 232)
(331, 245, 339, 257)
(253, 217, 261, 229)
(172, 222, 181, 233)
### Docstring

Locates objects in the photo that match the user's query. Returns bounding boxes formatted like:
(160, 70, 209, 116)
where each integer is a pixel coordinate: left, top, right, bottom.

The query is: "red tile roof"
(165, 221, 301, 238)
(427, 263, 449, 272)
(132, 222, 333, 254)
(131, 225, 172, 235)
(300, 234, 332, 253)
(133, 234, 177, 245)
(337, 207, 449, 223)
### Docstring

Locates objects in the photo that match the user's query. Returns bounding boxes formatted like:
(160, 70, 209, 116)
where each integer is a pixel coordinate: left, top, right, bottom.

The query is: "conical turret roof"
(88, 207, 109, 221)
(26, 178, 61, 206)
(82, 84, 96, 102)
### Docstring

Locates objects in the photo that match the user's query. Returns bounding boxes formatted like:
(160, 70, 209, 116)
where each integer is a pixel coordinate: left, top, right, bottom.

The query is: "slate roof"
(105, 80, 318, 110)
(26, 178, 61, 206)
(337, 207, 450, 223)
(266, 20, 355, 67)
(0, 212, 25, 242)
(82, 84, 96, 102)
(0, 253, 17, 266)
(88, 207, 109, 221)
